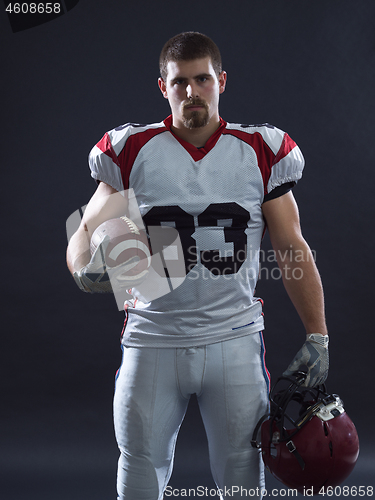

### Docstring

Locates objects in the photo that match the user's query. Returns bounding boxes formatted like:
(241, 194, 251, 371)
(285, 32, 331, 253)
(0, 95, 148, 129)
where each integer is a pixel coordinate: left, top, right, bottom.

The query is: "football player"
(66, 32, 328, 500)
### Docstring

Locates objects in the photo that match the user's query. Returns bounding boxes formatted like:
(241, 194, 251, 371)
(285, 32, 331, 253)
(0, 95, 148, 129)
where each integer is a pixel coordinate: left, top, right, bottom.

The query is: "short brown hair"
(159, 31, 222, 81)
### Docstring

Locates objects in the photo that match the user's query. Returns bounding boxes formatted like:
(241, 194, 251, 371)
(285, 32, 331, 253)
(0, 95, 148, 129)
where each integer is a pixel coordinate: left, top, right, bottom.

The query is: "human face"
(158, 57, 226, 130)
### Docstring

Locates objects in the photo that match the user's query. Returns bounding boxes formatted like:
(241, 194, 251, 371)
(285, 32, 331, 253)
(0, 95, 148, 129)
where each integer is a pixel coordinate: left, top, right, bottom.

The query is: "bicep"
(66, 182, 128, 273)
(80, 182, 128, 238)
(262, 191, 304, 251)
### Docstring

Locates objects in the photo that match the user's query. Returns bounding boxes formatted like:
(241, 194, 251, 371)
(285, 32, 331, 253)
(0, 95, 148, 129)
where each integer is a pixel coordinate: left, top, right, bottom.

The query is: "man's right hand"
(73, 235, 113, 293)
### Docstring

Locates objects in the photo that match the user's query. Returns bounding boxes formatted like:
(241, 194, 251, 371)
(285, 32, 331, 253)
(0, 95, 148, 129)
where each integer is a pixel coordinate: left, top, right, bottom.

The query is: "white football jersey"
(88, 116, 304, 347)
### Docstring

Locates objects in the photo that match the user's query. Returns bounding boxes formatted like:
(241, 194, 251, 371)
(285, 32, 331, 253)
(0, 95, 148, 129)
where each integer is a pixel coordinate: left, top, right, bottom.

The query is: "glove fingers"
(282, 360, 304, 377)
(282, 345, 309, 375)
(283, 341, 328, 387)
(283, 335, 329, 388)
(88, 235, 111, 271)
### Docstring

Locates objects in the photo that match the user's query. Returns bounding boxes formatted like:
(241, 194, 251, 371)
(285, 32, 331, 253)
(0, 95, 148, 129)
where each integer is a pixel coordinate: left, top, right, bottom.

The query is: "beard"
(182, 99, 209, 129)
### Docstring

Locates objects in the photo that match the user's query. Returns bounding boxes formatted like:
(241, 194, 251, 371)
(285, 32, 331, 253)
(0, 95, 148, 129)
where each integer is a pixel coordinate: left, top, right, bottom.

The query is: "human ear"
(218, 71, 227, 94)
(158, 77, 168, 99)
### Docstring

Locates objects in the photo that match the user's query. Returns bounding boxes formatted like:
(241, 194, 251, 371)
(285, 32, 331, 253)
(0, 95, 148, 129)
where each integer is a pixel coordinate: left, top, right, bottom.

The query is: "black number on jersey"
(143, 203, 250, 277)
(143, 205, 197, 276)
(198, 203, 250, 275)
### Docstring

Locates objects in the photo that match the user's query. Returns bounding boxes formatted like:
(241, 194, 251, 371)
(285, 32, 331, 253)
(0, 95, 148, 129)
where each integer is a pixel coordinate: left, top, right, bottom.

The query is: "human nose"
(186, 82, 198, 99)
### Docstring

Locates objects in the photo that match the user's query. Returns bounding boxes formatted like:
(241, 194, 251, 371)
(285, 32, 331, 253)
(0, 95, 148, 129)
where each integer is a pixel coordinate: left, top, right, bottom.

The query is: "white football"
(90, 216, 151, 281)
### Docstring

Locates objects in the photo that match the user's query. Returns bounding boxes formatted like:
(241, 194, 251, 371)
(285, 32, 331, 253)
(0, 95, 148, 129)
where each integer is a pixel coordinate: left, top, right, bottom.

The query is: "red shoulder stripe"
(96, 132, 121, 167)
(118, 126, 167, 189)
(222, 128, 275, 195)
(273, 133, 297, 166)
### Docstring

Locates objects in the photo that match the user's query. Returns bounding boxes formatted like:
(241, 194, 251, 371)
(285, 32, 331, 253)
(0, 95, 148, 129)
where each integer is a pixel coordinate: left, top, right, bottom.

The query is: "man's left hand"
(283, 333, 329, 387)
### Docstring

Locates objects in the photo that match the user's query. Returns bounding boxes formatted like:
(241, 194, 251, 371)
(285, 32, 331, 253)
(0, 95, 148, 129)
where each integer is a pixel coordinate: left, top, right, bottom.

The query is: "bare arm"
(66, 182, 128, 275)
(262, 191, 328, 335)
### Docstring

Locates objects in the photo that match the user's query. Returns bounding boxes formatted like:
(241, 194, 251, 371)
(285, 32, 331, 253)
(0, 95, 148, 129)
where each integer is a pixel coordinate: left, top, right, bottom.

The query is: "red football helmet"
(251, 373, 359, 494)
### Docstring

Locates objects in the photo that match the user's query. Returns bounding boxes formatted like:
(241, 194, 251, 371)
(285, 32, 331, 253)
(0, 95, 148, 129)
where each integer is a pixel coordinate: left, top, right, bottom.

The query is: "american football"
(90, 216, 151, 281)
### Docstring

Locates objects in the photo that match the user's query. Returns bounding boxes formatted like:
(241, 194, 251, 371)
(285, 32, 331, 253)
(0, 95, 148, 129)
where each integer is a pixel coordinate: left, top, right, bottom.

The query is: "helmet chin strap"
(285, 440, 305, 470)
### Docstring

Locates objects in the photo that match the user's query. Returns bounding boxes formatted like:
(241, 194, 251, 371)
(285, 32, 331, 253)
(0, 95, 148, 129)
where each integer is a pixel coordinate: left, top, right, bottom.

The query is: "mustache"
(183, 99, 208, 109)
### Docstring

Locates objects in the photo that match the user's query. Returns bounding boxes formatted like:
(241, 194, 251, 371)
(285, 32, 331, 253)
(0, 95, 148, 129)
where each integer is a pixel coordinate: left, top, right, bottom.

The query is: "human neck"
(171, 117, 221, 148)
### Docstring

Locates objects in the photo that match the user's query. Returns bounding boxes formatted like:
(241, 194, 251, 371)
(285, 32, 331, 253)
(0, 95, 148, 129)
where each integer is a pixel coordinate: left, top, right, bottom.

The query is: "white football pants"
(113, 333, 269, 500)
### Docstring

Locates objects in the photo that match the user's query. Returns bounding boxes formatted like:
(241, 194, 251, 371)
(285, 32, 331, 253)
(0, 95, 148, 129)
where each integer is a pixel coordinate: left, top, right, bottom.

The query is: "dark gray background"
(1, 0, 374, 498)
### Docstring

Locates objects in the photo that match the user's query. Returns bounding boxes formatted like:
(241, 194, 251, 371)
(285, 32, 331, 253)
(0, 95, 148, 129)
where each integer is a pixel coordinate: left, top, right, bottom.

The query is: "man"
(66, 32, 328, 500)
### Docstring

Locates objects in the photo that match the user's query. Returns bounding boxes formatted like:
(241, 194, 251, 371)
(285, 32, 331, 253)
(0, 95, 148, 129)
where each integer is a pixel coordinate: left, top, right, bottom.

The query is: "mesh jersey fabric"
(88, 116, 304, 347)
